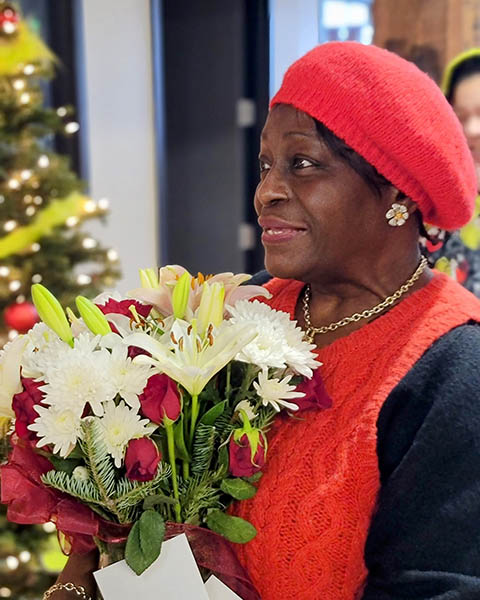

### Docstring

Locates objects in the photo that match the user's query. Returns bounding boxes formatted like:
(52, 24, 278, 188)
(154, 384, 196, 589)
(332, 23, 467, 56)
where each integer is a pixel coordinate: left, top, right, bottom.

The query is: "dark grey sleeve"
(246, 270, 272, 286)
(362, 324, 480, 600)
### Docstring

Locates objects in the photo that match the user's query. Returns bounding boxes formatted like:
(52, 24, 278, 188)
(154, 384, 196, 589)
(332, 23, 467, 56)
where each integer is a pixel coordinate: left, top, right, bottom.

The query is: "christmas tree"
(0, 3, 121, 597)
(0, 1, 121, 343)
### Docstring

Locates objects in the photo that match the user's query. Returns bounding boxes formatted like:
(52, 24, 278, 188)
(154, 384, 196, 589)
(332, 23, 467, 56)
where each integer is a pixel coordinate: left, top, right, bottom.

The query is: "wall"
(269, 0, 319, 96)
(80, 0, 158, 292)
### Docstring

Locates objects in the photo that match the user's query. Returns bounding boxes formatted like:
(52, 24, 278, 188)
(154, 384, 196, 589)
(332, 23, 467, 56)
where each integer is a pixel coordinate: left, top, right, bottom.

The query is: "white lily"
(0, 336, 27, 418)
(125, 319, 257, 397)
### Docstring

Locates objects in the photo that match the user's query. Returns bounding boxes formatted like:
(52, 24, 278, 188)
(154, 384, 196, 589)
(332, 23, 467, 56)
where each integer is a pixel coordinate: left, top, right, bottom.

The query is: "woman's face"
(254, 104, 394, 282)
(452, 73, 480, 190)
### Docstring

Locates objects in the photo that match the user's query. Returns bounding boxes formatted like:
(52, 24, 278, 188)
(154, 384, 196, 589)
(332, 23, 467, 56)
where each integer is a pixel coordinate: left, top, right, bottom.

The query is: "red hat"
(271, 42, 477, 230)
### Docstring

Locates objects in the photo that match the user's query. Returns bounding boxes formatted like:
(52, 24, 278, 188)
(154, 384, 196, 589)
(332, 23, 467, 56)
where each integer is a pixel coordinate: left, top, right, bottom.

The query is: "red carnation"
(12, 378, 46, 442)
(97, 299, 152, 357)
(293, 371, 332, 413)
(97, 298, 152, 319)
(229, 431, 266, 478)
(139, 374, 181, 424)
(125, 438, 161, 482)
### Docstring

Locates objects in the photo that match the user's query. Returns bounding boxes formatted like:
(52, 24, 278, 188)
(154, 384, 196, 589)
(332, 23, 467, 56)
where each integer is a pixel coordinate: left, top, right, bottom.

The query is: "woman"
(47, 43, 480, 600)
(429, 49, 480, 294)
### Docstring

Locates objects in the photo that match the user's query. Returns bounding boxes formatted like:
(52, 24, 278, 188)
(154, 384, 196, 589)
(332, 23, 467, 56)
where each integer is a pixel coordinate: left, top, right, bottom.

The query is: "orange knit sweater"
(233, 272, 480, 600)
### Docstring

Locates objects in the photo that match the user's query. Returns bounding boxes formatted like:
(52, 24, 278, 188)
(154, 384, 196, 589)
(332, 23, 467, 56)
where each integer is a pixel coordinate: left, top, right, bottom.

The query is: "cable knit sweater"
(233, 272, 480, 600)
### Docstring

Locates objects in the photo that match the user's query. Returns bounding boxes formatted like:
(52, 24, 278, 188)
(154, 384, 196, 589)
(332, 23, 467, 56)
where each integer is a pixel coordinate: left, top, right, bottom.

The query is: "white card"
(205, 575, 243, 600)
(94, 533, 210, 600)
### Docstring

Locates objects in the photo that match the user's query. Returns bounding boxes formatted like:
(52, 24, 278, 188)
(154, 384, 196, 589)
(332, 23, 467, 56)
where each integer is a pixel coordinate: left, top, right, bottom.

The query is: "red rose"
(229, 431, 266, 478)
(293, 371, 332, 413)
(139, 374, 181, 424)
(125, 438, 161, 481)
(97, 298, 152, 319)
(12, 378, 45, 441)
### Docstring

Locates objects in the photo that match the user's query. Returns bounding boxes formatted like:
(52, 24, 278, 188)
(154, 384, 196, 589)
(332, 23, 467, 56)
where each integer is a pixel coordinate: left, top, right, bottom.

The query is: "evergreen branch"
(79, 420, 118, 509)
(179, 472, 223, 524)
(114, 464, 172, 512)
(253, 405, 277, 432)
(41, 470, 101, 504)
(214, 412, 235, 442)
(191, 423, 216, 476)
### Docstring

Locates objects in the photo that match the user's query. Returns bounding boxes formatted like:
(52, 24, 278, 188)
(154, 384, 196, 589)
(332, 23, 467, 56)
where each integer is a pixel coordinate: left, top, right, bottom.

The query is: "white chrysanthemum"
(253, 369, 305, 412)
(105, 345, 152, 410)
(40, 334, 116, 416)
(228, 300, 319, 377)
(98, 401, 156, 467)
(235, 399, 257, 421)
(21, 323, 68, 379)
(29, 404, 83, 457)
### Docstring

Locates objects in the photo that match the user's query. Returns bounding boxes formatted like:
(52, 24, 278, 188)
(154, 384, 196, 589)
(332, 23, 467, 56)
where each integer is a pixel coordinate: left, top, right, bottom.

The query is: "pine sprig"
(191, 423, 216, 476)
(214, 412, 235, 442)
(115, 464, 172, 512)
(253, 405, 278, 432)
(80, 419, 117, 500)
(179, 471, 224, 524)
(41, 469, 101, 503)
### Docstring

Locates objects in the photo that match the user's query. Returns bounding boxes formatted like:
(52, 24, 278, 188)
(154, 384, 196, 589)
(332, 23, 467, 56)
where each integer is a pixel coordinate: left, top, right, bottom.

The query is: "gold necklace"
(302, 256, 428, 343)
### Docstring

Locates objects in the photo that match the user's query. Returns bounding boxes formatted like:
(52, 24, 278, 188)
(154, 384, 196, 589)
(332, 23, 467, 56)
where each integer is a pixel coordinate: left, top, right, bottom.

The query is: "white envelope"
(205, 575, 242, 599)
(94, 533, 210, 600)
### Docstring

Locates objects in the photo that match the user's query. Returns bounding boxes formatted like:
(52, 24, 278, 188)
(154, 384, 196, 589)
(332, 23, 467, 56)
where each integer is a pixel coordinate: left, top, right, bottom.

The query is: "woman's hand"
(47, 549, 98, 599)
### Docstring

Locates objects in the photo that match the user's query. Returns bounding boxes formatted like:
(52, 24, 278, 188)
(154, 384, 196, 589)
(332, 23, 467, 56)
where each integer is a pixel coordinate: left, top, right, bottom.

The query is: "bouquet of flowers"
(0, 266, 328, 599)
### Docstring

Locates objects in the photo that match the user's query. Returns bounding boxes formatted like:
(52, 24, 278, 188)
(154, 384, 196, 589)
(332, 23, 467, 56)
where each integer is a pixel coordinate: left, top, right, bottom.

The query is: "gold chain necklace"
(302, 255, 428, 343)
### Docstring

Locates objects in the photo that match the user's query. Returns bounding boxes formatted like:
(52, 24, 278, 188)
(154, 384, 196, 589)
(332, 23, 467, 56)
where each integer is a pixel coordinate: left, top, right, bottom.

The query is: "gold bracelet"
(43, 582, 92, 600)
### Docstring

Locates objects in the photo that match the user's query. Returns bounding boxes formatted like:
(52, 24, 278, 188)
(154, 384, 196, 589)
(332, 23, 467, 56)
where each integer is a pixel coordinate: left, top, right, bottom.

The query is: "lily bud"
(139, 268, 159, 289)
(197, 281, 225, 335)
(171, 271, 191, 320)
(75, 296, 111, 336)
(31, 284, 73, 347)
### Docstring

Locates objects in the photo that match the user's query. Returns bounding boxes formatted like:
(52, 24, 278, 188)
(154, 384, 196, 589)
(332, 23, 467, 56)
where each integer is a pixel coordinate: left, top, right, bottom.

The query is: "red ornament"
(3, 301, 39, 332)
(0, 3, 19, 35)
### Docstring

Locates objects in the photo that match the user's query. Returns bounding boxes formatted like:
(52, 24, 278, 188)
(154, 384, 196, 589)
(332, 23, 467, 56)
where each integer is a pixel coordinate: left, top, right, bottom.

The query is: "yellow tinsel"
(0, 192, 91, 259)
(0, 22, 55, 76)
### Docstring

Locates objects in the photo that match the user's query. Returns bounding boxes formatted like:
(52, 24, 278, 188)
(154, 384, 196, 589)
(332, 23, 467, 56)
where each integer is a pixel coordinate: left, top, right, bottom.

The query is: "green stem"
(182, 460, 190, 480)
(165, 421, 181, 522)
(189, 394, 199, 444)
(225, 363, 232, 400)
(235, 364, 255, 403)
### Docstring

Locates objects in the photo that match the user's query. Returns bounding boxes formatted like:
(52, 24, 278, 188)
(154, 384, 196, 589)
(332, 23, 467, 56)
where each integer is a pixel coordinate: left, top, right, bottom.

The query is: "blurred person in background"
(427, 49, 480, 294)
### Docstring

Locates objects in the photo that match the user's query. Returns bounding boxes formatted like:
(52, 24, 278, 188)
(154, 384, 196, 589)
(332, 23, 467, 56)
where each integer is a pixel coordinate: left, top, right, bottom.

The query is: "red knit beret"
(271, 42, 477, 230)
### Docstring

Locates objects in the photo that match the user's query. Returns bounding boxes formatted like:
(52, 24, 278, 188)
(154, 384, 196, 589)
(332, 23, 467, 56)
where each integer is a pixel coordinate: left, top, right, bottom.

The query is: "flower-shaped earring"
(386, 203, 409, 227)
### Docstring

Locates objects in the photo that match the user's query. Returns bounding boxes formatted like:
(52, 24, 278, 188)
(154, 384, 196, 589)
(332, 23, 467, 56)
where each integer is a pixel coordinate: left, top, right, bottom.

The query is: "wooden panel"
(373, 0, 480, 82)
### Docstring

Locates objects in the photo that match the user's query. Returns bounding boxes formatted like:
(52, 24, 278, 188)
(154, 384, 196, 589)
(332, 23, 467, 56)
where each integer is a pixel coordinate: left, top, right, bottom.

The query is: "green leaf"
(174, 415, 190, 462)
(143, 493, 178, 510)
(243, 471, 263, 483)
(217, 445, 229, 471)
(125, 510, 165, 575)
(200, 400, 227, 426)
(220, 478, 257, 500)
(206, 511, 257, 544)
(48, 455, 82, 475)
